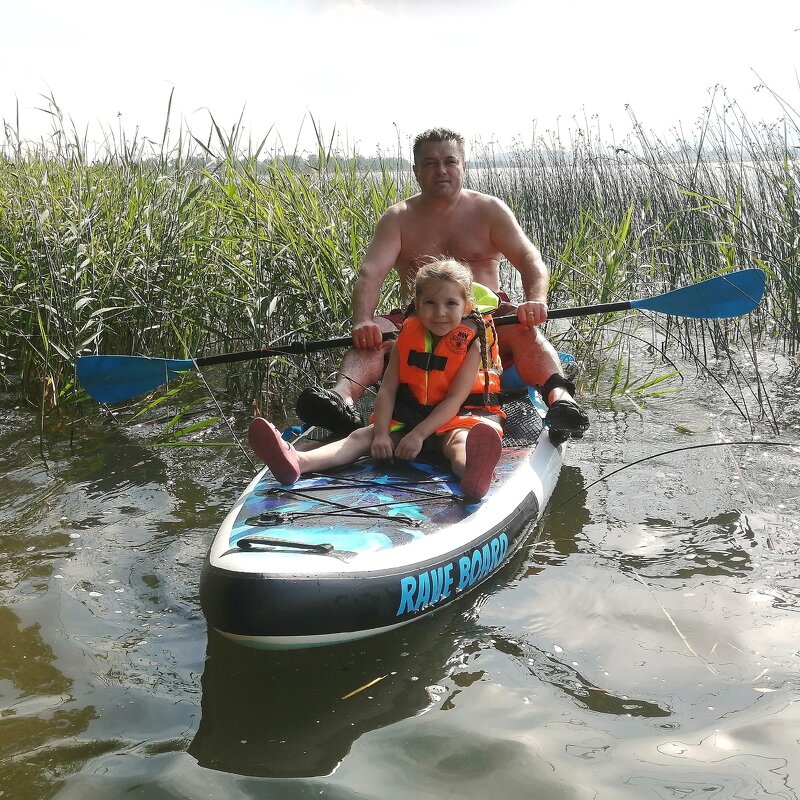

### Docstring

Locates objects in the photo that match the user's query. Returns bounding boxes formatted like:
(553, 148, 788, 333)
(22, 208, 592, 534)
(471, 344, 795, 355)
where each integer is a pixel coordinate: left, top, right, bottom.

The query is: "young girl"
(249, 259, 505, 500)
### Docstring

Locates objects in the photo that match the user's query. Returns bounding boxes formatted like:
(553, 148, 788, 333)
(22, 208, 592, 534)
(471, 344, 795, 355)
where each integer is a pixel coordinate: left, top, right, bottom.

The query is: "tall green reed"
(1, 102, 405, 424)
(1, 91, 796, 429)
(468, 91, 797, 409)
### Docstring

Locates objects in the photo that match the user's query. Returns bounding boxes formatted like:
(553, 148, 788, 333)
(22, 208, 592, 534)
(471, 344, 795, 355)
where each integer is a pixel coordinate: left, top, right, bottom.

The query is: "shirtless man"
(296, 127, 589, 439)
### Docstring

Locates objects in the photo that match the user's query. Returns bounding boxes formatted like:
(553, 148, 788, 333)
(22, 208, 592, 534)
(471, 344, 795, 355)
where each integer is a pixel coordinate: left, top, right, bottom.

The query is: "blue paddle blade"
(76, 355, 195, 404)
(630, 268, 766, 319)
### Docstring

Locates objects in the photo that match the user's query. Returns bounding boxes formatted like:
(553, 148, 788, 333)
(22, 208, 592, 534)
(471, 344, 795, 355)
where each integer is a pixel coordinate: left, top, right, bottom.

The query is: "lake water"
(1, 346, 799, 799)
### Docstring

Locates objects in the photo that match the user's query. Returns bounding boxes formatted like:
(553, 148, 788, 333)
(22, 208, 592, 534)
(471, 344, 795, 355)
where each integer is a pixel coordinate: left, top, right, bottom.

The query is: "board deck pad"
(229, 394, 544, 559)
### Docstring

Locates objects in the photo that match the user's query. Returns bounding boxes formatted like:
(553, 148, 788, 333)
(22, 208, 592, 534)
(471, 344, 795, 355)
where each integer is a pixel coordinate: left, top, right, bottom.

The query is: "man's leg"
(296, 316, 398, 435)
(330, 317, 398, 404)
(498, 325, 590, 438)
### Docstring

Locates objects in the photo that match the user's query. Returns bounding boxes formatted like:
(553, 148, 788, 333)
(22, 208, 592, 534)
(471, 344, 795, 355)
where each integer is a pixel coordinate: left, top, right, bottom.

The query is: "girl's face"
(416, 280, 471, 335)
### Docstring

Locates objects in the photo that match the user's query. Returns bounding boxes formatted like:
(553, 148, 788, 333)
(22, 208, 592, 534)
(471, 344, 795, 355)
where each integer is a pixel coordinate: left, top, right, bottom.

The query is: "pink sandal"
(248, 418, 301, 484)
(461, 424, 502, 500)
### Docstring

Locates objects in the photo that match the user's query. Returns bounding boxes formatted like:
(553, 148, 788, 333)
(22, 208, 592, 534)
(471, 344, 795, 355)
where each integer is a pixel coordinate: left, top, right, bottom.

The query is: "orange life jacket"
(392, 315, 505, 435)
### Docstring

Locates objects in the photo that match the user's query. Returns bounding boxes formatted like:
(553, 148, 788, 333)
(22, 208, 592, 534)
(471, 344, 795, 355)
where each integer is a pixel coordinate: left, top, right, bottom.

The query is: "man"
(296, 127, 589, 439)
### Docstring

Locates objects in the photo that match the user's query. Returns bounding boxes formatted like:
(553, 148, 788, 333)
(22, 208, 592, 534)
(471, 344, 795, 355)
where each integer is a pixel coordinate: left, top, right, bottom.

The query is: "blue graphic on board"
(229, 458, 471, 553)
(231, 380, 551, 558)
(230, 447, 532, 556)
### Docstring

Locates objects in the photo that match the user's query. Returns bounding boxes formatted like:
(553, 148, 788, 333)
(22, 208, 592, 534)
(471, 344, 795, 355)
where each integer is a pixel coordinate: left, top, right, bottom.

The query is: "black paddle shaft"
(496, 302, 633, 323)
(194, 303, 635, 367)
(194, 333, 392, 366)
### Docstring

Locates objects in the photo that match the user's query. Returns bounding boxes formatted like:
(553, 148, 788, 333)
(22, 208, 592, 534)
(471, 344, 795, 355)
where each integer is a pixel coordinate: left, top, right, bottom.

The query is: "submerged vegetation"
(1, 90, 798, 434)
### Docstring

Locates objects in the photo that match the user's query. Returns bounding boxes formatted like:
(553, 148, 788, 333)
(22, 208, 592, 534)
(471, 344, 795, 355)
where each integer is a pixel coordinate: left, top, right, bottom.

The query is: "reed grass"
(1, 91, 797, 433)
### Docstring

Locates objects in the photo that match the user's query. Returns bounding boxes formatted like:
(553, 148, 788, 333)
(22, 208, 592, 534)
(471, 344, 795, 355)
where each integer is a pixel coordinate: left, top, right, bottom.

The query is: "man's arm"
(488, 198, 550, 327)
(352, 209, 402, 348)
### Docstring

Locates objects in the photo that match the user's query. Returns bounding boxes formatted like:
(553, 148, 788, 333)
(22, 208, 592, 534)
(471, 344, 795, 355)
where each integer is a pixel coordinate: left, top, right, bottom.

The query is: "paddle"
(541, 267, 766, 322)
(76, 268, 765, 404)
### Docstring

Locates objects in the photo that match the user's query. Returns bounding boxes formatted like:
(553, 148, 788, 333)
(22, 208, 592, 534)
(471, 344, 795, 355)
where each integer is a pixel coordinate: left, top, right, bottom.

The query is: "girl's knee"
(441, 428, 467, 456)
(349, 425, 374, 445)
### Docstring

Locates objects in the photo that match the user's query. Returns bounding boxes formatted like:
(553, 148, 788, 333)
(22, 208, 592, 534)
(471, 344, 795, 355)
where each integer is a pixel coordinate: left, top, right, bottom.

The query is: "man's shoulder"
(462, 189, 509, 210)
(383, 194, 420, 216)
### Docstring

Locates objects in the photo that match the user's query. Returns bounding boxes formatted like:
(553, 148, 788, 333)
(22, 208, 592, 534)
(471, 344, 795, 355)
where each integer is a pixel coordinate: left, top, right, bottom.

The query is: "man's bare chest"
(399, 218, 496, 267)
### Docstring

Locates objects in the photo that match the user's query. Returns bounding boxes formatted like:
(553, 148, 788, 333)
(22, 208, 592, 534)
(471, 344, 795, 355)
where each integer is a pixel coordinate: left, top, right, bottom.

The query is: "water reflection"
(537, 464, 592, 558)
(55, 424, 169, 499)
(188, 467, 596, 781)
(2, 367, 797, 799)
(490, 633, 671, 717)
(611, 510, 754, 580)
(189, 610, 466, 778)
(0, 416, 228, 799)
(0, 607, 113, 795)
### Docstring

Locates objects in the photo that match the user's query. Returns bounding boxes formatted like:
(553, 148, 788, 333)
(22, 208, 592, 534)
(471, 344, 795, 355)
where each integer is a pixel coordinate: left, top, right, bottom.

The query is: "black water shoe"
(296, 387, 362, 436)
(545, 398, 590, 439)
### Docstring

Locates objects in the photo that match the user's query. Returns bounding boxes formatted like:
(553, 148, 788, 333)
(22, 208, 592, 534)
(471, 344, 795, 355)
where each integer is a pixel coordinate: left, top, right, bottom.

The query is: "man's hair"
(412, 128, 466, 163)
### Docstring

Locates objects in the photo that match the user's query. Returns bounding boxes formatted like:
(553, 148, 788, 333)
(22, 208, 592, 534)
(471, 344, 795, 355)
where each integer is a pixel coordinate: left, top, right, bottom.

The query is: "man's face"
(413, 140, 466, 198)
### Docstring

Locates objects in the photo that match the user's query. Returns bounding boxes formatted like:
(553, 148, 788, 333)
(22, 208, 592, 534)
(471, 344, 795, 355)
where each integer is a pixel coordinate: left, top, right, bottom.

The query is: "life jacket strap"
(392, 384, 505, 427)
(407, 349, 448, 372)
(464, 391, 504, 407)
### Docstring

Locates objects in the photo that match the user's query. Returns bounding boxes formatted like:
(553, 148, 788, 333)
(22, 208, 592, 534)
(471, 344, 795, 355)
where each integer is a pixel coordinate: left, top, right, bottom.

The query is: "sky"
(1, 0, 798, 159)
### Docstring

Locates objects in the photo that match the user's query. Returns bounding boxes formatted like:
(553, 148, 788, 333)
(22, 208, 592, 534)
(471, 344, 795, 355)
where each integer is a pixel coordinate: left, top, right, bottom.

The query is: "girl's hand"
(394, 430, 425, 461)
(371, 433, 395, 460)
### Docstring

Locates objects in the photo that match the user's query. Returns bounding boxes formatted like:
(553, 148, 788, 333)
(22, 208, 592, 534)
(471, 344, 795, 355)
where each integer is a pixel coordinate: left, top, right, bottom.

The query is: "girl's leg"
(299, 426, 375, 472)
(441, 428, 469, 477)
(442, 423, 502, 500)
(249, 419, 373, 484)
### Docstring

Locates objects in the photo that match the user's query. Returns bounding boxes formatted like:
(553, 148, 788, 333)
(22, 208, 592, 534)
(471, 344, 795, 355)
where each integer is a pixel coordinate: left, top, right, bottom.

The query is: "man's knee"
(375, 315, 401, 333)
(498, 323, 543, 353)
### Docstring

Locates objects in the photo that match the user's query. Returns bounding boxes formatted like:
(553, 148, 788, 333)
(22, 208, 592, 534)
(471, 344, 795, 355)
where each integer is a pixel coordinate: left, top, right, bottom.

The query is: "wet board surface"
(229, 446, 539, 558)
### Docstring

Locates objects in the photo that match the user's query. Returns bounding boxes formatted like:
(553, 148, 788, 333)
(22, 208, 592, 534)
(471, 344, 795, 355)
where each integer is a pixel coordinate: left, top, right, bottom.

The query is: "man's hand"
(394, 429, 425, 461)
(352, 320, 384, 349)
(371, 432, 395, 460)
(517, 300, 548, 330)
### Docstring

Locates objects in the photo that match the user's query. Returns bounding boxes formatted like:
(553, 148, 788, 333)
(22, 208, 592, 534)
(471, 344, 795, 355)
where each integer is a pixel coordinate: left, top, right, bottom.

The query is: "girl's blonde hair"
(412, 258, 474, 304)
(411, 258, 495, 405)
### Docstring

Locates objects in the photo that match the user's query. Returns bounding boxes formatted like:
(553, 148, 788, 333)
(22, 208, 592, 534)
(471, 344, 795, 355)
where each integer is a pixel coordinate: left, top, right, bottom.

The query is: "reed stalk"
(1, 92, 796, 433)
